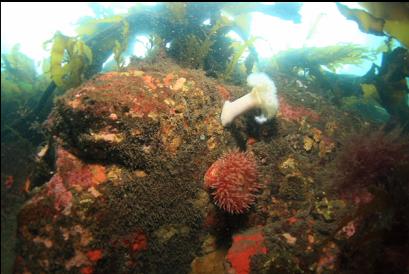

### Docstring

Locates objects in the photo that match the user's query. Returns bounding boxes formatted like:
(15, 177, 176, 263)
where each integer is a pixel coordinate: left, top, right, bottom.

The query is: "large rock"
(15, 58, 376, 273)
(15, 58, 243, 273)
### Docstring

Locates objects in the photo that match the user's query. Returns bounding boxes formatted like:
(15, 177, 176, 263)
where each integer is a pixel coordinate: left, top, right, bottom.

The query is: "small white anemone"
(220, 73, 279, 126)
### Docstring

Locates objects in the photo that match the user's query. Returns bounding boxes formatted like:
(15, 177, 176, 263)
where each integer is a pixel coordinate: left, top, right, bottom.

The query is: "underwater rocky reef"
(13, 55, 409, 273)
(2, 3, 409, 274)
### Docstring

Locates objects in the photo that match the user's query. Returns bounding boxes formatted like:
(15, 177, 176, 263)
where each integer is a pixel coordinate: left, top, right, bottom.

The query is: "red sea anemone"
(204, 150, 260, 214)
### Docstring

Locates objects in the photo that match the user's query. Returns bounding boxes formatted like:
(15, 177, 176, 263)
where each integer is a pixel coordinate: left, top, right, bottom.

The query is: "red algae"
(132, 233, 148, 252)
(47, 175, 72, 212)
(143, 75, 157, 89)
(278, 97, 320, 123)
(44, 148, 108, 212)
(335, 129, 409, 192)
(80, 266, 94, 274)
(5, 175, 14, 189)
(86, 249, 103, 262)
(226, 228, 267, 274)
(216, 85, 231, 101)
(55, 148, 107, 190)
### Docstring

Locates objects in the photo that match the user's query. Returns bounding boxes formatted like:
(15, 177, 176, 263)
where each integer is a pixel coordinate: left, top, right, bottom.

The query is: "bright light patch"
(1, 2, 93, 61)
(1, 2, 389, 76)
(226, 31, 243, 42)
(250, 2, 386, 75)
(252, 13, 304, 57)
(102, 53, 115, 70)
(299, 3, 367, 47)
(132, 36, 150, 58)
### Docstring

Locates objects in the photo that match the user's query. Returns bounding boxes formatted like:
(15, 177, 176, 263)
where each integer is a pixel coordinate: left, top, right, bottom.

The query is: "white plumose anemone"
(221, 73, 279, 126)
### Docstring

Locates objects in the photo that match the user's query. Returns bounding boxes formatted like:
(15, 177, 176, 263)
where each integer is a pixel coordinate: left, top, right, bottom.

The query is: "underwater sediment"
(14, 57, 409, 274)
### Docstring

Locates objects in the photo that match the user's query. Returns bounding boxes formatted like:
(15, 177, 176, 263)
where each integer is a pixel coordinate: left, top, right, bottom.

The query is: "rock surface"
(15, 58, 378, 273)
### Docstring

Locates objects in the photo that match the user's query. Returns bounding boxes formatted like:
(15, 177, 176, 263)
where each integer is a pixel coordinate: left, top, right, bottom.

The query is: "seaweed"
(268, 44, 375, 75)
(330, 128, 409, 273)
(76, 12, 130, 70)
(144, 35, 167, 63)
(375, 47, 409, 130)
(1, 45, 50, 142)
(336, 3, 409, 48)
(168, 15, 233, 69)
(48, 32, 93, 88)
(222, 36, 259, 81)
(263, 45, 408, 129)
(335, 128, 409, 192)
(76, 15, 125, 39)
(1, 44, 37, 88)
(165, 2, 187, 25)
(113, 19, 129, 70)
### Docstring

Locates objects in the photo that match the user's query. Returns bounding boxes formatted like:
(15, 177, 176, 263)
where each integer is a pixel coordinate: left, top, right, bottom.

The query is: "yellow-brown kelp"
(49, 32, 93, 89)
(336, 3, 409, 48)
